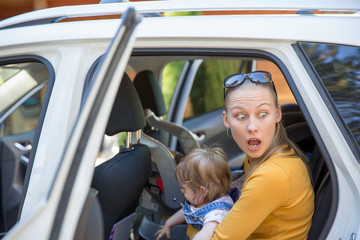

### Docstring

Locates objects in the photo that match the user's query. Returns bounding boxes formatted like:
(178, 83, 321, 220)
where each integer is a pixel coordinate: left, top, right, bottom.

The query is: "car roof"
(1, 13, 360, 48)
(0, 0, 359, 30)
(0, 0, 360, 49)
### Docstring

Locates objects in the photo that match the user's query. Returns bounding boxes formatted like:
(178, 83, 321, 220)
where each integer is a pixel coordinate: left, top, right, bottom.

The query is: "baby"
(155, 147, 234, 240)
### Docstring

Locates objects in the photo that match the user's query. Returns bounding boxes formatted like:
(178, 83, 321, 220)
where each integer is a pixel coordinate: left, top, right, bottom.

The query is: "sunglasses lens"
(224, 75, 245, 88)
(249, 72, 272, 83)
(224, 71, 272, 90)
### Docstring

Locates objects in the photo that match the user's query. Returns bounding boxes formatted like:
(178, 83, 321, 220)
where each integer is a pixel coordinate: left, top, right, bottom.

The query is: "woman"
(190, 71, 314, 239)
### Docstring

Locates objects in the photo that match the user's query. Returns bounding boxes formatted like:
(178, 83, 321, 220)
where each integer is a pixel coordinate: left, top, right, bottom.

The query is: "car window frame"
(82, 55, 102, 103)
(0, 56, 54, 123)
(0, 55, 55, 220)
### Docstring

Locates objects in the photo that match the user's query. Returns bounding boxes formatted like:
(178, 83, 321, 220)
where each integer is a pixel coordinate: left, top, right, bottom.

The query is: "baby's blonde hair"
(175, 147, 231, 203)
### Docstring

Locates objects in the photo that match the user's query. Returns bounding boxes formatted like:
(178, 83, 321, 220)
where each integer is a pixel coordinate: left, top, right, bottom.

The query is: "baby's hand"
(155, 224, 171, 240)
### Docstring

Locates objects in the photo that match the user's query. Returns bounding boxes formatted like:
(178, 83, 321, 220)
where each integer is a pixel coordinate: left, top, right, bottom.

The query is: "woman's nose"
(247, 117, 258, 133)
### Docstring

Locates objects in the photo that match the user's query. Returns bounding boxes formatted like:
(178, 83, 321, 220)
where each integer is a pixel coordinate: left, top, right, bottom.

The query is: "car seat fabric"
(281, 104, 326, 192)
(105, 73, 147, 135)
(281, 104, 315, 156)
(133, 70, 169, 145)
(133, 70, 167, 117)
(140, 133, 185, 209)
(281, 104, 332, 240)
(307, 172, 331, 240)
(91, 73, 151, 240)
(92, 145, 150, 239)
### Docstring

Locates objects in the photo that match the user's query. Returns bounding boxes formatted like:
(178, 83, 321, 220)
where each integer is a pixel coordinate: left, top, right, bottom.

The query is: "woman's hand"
(155, 223, 171, 240)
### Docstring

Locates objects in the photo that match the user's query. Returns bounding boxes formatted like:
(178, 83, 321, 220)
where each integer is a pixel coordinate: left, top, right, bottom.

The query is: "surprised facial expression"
(223, 85, 282, 160)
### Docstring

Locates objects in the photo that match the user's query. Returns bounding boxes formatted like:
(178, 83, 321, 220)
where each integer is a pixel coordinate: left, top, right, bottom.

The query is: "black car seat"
(307, 172, 332, 240)
(133, 70, 200, 154)
(91, 73, 152, 240)
(281, 104, 327, 192)
(281, 104, 314, 154)
(281, 104, 332, 240)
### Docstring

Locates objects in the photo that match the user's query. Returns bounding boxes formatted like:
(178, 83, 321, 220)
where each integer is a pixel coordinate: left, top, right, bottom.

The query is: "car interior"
(0, 54, 334, 240)
(81, 54, 333, 240)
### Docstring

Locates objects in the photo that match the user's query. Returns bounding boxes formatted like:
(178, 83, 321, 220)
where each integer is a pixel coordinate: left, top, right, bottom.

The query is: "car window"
(2, 89, 45, 136)
(184, 59, 245, 120)
(183, 58, 296, 120)
(0, 62, 48, 136)
(300, 42, 360, 147)
(0, 62, 48, 115)
(255, 59, 296, 105)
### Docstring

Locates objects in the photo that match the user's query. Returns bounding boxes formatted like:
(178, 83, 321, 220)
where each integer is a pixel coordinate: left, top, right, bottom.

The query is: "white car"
(0, 1, 359, 239)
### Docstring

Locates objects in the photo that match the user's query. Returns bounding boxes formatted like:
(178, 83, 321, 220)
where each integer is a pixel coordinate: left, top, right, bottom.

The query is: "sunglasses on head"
(223, 71, 274, 97)
(224, 71, 272, 88)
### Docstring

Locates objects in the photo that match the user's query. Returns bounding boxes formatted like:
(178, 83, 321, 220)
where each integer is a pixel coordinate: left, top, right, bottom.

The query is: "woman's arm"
(212, 163, 288, 239)
(193, 221, 218, 240)
(155, 208, 185, 240)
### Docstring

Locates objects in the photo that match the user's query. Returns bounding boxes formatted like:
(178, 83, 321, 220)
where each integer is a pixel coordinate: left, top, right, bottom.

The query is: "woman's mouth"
(247, 138, 261, 151)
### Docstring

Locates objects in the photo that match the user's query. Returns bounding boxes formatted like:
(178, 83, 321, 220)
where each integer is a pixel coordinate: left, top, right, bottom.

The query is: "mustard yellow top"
(208, 149, 314, 240)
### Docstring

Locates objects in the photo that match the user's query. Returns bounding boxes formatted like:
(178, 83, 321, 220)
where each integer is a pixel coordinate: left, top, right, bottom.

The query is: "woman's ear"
(275, 105, 282, 123)
(223, 110, 230, 128)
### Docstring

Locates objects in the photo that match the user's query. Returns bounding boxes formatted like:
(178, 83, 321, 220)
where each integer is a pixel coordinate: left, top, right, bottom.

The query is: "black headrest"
(133, 70, 167, 117)
(105, 73, 146, 136)
(281, 103, 300, 113)
(281, 104, 305, 128)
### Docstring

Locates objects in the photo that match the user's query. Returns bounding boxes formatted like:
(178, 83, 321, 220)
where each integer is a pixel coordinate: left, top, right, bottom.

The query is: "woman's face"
(223, 85, 281, 160)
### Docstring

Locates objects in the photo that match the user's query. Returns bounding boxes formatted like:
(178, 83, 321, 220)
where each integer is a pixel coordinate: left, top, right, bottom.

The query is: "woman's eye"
(259, 112, 268, 118)
(236, 114, 246, 120)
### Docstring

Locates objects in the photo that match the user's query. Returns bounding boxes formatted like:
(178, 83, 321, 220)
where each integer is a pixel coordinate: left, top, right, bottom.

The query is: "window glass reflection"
(300, 42, 360, 146)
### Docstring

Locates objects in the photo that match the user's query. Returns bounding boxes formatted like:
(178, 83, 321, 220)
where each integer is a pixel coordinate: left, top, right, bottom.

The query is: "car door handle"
(14, 142, 32, 152)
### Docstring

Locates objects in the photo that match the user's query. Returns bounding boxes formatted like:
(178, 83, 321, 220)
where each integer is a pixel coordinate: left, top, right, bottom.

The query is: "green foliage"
(118, 132, 126, 146)
(161, 60, 185, 115)
(161, 58, 248, 120)
(189, 59, 245, 119)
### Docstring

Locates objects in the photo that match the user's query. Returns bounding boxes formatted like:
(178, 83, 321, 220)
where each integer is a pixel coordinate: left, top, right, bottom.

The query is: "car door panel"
(0, 131, 32, 232)
(4, 8, 141, 240)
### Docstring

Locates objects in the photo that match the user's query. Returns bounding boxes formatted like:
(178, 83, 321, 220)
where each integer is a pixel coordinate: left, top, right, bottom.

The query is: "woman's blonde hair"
(175, 147, 231, 203)
(224, 79, 311, 181)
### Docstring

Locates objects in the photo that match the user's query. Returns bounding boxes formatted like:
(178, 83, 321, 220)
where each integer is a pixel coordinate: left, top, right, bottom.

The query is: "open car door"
(3, 7, 141, 240)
